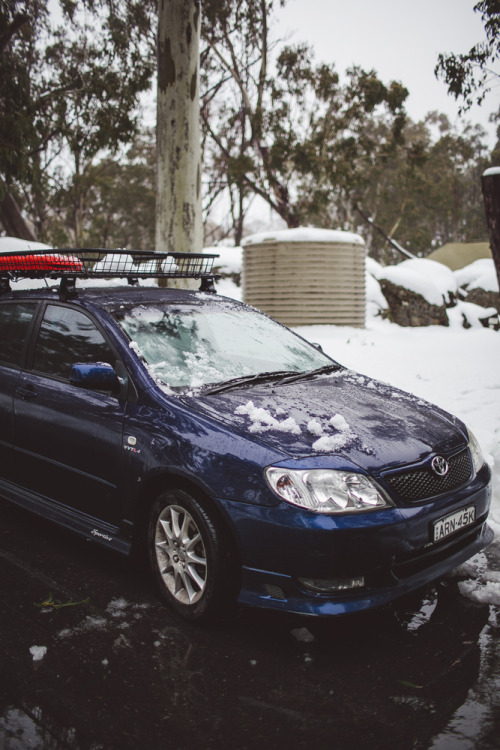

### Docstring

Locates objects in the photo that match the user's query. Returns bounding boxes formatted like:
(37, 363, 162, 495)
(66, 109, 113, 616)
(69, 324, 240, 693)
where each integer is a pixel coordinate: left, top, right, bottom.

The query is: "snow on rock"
(366, 271, 388, 318)
(365, 256, 385, 278)
(454, 258, 499, 294)
(377, 258, 457, 306)
(447, 300, 498, 329)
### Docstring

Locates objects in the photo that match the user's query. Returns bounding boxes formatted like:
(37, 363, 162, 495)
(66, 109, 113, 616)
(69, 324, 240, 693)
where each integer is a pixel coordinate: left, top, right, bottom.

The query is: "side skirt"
(0, 477, 132, 556)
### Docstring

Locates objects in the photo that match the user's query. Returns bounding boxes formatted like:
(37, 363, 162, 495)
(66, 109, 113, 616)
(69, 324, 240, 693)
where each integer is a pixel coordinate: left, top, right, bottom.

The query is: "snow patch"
(235, 401, 301, 435)
(205, 245, 243, 275)
(291, 627, 315, 643)
(447, 301, 498, 329)
(29, 646, 47, 662)
(454, 258, 499, 294)
(310, 413, 354, 452)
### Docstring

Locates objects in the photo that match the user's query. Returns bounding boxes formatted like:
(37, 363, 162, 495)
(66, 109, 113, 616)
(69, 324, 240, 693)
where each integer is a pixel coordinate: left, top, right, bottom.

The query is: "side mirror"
(70, 362, 121, 393)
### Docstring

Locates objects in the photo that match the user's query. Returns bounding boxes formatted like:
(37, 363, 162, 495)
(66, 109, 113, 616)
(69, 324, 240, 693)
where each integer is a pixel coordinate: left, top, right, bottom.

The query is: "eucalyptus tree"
(156, 0, 203, 255)
(201, 0, 408, 240)
(436, 0, 500, 112)
(0, 0, 154, 242)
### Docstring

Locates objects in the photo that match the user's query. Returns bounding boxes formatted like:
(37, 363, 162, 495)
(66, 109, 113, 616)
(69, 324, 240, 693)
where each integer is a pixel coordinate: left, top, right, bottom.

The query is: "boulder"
(379, 279, 449, 327)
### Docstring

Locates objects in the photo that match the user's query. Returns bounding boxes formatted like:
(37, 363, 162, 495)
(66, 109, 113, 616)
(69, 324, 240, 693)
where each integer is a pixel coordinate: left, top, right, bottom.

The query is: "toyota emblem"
(432, 456, 449, 476)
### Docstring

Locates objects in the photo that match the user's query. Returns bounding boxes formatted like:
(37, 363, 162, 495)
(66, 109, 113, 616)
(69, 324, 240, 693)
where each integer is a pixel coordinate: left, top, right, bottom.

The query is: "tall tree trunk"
(0, 189, 37, 241)
(156, 0, 202, 256)
(481, 167, 500, 293)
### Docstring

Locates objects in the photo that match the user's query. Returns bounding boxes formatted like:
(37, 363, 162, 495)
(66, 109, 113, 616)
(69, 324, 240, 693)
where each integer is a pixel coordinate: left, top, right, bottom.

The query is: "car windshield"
(115, 300, 332, 391)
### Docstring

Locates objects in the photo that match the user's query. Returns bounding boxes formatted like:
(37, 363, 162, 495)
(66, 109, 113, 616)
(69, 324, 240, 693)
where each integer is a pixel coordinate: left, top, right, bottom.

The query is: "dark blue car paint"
(0, 286, 493, 616)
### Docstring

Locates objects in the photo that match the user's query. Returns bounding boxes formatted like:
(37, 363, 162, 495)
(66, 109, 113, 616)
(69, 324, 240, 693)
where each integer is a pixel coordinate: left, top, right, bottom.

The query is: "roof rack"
(0, 248, 220, 298)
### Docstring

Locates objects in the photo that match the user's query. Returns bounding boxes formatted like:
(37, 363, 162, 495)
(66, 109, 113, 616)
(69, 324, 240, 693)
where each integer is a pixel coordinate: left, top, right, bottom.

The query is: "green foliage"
(47, 131, 156, 248)
(0, 1, 51, 189)
(0, 0, 155, 241)
(1, 0, 495, 258)
(201, 0, 410, 237)
(200, 0, 494, 255)
(35, 592, 90, 610)
(435, 0, 500, 112)
(351, 115, 491, 262)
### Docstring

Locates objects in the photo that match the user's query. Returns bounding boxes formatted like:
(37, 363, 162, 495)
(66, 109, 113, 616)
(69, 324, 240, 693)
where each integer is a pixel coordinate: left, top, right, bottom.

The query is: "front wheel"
(147, 489, 237, 621)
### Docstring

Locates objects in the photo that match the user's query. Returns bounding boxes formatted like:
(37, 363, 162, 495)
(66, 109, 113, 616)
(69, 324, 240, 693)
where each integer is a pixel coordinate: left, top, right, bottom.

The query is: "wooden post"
(481, 167, 500, 293)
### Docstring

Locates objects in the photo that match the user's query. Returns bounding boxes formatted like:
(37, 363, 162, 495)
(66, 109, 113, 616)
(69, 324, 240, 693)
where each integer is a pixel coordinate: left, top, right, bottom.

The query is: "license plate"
(433, 506, 476, 542)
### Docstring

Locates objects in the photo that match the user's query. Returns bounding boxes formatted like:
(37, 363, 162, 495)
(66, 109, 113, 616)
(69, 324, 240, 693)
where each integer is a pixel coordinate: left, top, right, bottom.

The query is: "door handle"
(17, 385, 38, 401)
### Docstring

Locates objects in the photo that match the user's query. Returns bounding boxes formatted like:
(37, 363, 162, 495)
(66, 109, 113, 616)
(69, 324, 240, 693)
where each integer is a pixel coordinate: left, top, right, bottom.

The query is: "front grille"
(385, 449, 472, 502)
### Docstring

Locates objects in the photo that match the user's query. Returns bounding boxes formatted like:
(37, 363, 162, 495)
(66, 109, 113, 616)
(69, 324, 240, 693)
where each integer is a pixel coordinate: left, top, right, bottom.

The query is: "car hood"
(187, 369, 467, 474)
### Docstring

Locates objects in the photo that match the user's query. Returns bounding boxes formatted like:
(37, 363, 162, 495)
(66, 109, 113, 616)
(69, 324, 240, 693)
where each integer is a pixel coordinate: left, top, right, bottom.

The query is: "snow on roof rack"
(0, 248, 220, 296)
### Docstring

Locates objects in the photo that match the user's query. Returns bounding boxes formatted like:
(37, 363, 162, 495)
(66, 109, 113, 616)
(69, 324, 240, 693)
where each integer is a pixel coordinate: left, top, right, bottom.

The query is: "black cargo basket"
(0, 248, 220, 296)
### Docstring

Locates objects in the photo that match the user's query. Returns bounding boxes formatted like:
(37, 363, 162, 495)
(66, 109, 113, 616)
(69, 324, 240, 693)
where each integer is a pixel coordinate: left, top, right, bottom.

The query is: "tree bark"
(0, 191, 37, 241)
(156, 0, 202, 255)
(481, 168, 500, 293)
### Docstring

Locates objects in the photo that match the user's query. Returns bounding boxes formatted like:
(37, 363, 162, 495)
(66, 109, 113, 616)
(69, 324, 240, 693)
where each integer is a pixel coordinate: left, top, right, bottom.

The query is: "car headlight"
(467, 428, 485, 474)
(265, 467, 393, 514)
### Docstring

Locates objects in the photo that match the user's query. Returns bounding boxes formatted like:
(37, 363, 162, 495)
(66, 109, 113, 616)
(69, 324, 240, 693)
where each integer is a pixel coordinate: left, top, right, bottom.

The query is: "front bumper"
(219, 466, 493, 616)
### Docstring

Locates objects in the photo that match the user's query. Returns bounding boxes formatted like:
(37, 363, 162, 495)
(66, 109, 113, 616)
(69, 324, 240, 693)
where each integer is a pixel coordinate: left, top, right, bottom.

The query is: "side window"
(33, 304, 115, 381)
(0, 302, 38, 367)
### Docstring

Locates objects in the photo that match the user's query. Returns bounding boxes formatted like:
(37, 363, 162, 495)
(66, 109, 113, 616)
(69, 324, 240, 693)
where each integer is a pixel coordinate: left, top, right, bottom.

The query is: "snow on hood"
(190, 369, 466, 473)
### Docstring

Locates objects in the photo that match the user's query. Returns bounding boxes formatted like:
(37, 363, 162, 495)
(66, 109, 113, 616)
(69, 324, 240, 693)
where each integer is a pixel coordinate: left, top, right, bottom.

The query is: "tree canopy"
(0, 0, 497, 261)
(435, 0, 500, 112)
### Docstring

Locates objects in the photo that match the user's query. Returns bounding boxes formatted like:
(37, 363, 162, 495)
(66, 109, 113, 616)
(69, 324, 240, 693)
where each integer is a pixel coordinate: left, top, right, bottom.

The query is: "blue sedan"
(0, 250, 493, 621)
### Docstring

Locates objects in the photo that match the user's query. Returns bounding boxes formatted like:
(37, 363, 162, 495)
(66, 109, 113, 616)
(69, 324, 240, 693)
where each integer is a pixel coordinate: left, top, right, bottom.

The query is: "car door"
(12, 302, 126, 525)
(0, 300, 39, 484)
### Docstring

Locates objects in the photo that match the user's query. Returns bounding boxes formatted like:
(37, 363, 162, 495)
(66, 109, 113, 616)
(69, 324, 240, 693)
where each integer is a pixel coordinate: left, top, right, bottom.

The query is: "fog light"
(298, 576, 365, 593)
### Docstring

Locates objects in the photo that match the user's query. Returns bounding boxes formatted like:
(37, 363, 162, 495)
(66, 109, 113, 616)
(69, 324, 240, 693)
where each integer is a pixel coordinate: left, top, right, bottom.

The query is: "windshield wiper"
(202, 370, 298, 395)
(274, 363, 343, 385)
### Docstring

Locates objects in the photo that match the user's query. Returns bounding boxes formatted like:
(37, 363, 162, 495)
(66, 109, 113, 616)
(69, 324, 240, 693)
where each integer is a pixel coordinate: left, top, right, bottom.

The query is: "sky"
(275, 0, 499, 146)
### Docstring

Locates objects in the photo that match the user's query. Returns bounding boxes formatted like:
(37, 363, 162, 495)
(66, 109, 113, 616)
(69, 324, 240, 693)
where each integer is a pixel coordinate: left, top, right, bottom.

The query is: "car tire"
(147, 488, 237, 622)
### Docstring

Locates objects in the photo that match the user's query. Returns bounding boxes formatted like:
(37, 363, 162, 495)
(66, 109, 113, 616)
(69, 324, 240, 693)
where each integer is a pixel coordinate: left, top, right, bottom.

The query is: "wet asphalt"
(0, 498, 499, 750)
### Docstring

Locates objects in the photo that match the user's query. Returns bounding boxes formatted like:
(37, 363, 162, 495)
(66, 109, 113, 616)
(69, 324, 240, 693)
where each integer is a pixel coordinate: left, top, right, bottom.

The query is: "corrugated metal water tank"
(241, 227, 366, 327)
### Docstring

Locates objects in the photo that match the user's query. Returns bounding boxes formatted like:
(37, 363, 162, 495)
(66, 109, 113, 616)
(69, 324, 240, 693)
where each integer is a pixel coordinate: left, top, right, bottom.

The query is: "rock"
(379, 280, 448, 327)
(461, 286, 500, 313)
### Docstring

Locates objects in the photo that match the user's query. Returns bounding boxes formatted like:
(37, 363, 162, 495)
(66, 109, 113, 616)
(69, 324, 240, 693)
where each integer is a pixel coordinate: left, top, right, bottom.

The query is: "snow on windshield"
(117, 302, 329, 390)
